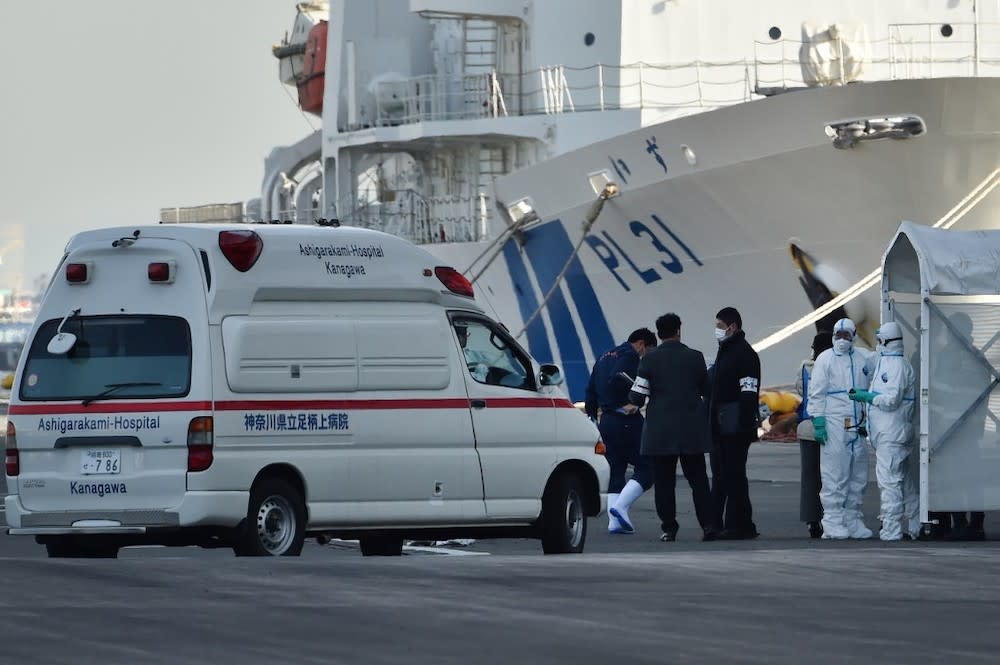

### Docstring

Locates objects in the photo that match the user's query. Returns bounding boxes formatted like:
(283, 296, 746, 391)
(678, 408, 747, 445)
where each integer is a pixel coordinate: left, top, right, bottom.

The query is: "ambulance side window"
(452, 318, 534, 391)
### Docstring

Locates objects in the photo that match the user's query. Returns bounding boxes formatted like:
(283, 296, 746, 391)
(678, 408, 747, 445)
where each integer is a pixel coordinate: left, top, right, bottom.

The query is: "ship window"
(584, 32, 595, 46)
(768, 26, 782, 41)
(941, 24, 953, 38)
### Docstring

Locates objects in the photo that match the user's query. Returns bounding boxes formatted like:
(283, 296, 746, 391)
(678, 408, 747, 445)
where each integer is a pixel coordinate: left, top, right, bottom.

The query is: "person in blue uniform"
(585, 328, 658, 534)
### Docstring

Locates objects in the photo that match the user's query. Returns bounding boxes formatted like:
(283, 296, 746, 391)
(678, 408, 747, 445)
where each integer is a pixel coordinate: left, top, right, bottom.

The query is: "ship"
(163, 0, 1000, 400)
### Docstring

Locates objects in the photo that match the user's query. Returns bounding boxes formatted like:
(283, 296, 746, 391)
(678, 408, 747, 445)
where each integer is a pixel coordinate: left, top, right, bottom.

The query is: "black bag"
(717, 401, 742, 434)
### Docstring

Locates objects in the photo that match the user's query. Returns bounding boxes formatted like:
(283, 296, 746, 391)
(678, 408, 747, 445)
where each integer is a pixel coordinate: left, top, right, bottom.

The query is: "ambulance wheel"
(359, 535, 404, 556)
(45, 536, 119, 558)
(540, 471, 587, 554)
(235, 478, 306, 556)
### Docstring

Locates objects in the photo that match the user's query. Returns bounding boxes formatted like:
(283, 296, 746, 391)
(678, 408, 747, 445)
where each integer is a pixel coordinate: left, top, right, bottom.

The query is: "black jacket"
(708, 330, 761, 440)
(629, 340, 712, 456)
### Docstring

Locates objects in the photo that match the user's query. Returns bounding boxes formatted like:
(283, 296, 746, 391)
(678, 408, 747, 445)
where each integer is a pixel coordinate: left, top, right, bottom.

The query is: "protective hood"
(876, 321, 905, 354)
(832, 318, 857, 354)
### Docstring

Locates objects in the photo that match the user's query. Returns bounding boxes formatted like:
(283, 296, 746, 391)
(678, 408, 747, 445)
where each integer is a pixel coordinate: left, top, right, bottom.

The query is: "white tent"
(882, 221, 1000, 522)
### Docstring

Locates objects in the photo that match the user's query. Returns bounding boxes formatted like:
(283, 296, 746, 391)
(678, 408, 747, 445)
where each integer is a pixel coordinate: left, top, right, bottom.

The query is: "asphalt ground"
(1, 399, 999, 663)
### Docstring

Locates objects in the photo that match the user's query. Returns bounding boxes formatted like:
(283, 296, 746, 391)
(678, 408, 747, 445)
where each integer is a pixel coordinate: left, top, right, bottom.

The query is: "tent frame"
(882, 222, 1000, 524)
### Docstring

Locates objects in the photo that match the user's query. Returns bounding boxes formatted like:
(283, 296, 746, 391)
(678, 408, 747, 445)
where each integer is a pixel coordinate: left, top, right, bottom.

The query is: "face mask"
(834, 339, 852, 354)
(714, 327, 728, 342)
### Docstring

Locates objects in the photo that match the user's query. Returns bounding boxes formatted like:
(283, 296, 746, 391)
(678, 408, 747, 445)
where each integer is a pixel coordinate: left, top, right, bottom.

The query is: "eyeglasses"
(833, 331, 853, 340)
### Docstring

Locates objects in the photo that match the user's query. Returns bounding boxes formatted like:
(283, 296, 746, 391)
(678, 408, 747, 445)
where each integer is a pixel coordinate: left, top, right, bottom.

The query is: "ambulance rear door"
(10, 237, 211, 516)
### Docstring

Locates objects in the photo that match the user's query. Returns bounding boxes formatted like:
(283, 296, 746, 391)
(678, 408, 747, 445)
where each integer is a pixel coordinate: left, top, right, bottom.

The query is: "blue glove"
(813, 416, 827, 445)
(848, 389, 879, 404)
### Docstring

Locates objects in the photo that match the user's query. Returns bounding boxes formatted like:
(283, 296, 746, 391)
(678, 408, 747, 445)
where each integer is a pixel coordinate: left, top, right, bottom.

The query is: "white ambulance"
(4, 224, 608, 557)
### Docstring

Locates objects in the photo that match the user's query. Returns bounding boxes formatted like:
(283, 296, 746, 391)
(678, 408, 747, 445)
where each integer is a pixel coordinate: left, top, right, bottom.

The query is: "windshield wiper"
(81, 382, 164, 406)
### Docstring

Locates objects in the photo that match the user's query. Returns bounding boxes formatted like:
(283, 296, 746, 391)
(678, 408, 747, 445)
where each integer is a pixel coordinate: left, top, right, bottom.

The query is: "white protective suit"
(866, 322, 920, 541)
(808, 319, 876, 539)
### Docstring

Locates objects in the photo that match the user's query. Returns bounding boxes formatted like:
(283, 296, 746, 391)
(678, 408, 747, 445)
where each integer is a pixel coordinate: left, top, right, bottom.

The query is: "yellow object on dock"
(759, 390, 801, 416)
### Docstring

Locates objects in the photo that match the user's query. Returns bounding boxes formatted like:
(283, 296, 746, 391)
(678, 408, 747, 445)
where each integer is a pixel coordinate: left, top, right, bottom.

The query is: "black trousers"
(799, 438, 822, 523)
(711, 435, 754, 531)
(652, 453, 717, 535)
(599, 412, 654, 493)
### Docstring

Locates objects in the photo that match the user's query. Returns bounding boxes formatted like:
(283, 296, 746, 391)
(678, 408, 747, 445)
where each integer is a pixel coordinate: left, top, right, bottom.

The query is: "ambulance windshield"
(19, 315, 192, 401)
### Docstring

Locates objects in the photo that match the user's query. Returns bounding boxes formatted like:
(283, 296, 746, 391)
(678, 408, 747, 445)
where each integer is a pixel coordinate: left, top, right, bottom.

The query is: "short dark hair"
(716, 306, 742, 330)
(655, 313, 681, 340)
(812, 331, 833, 359)
(628, 327, 657, 347)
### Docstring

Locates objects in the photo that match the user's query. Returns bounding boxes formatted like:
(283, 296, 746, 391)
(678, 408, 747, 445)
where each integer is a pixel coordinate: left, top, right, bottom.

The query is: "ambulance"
(4, 224, 608, 557)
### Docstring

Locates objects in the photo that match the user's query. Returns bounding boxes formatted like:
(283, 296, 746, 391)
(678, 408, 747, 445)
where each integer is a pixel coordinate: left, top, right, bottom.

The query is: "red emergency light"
(434, 266, 474, 298)
(65, 262, 91, 284)
(148, 261, 176, 283)
(218, 230, 263, 272)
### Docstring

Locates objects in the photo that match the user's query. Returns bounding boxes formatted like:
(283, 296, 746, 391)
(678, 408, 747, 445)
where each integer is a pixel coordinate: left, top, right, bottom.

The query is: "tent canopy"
(883, 221, 1000, 296)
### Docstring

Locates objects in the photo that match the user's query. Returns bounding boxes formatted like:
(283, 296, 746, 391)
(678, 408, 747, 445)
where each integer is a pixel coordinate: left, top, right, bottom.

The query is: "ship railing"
(886, 21, 1000, 78)
(335, 189, 492, 245)
(753, 21, 1000, 91)
(363, 64, 753, 127)
(357, 21, 999, 128)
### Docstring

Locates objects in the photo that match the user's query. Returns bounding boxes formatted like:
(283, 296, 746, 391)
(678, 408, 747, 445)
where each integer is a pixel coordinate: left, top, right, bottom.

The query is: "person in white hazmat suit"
(848, 321, 920, 541)
(808, 318, 876, 539)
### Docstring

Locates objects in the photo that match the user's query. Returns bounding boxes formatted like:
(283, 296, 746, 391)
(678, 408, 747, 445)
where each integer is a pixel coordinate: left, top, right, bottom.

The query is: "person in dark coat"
(797, 331, 833, 538)
(629, 313, 720, 542)
(709, 306, 762, 540)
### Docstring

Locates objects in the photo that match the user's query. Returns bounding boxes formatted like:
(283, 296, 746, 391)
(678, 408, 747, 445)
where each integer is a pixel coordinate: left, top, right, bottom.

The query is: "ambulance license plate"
(80, 449, 121, 475)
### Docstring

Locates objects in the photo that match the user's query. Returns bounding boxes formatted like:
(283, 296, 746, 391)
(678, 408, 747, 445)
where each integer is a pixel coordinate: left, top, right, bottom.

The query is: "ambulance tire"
(540, 471, 587, 554)
(359, 535, 404, 556)
(235, 478, 306, 557)
(45, 536, 119, 558)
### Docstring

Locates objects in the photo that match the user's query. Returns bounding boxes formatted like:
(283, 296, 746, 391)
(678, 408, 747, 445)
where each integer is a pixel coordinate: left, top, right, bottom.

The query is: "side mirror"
(539, 363, 563, 386)
(47, 307, 81, 355)
(47, 332, 77, 355)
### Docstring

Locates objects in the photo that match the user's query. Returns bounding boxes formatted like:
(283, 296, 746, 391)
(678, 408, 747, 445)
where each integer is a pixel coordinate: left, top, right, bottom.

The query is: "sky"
(0, 1, 312, 293)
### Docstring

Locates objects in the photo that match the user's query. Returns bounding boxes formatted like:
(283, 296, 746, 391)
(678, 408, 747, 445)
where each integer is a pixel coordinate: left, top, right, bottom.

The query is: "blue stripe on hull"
(520, 222, 614, 401)
(562, 247, 615, 357)
(501, 240, 553, 362)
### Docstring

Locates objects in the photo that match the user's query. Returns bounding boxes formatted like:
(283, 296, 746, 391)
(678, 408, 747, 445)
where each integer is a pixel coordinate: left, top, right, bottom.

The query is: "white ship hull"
(164, 2, 1000, 404)
(455, 77, 1000, 399)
